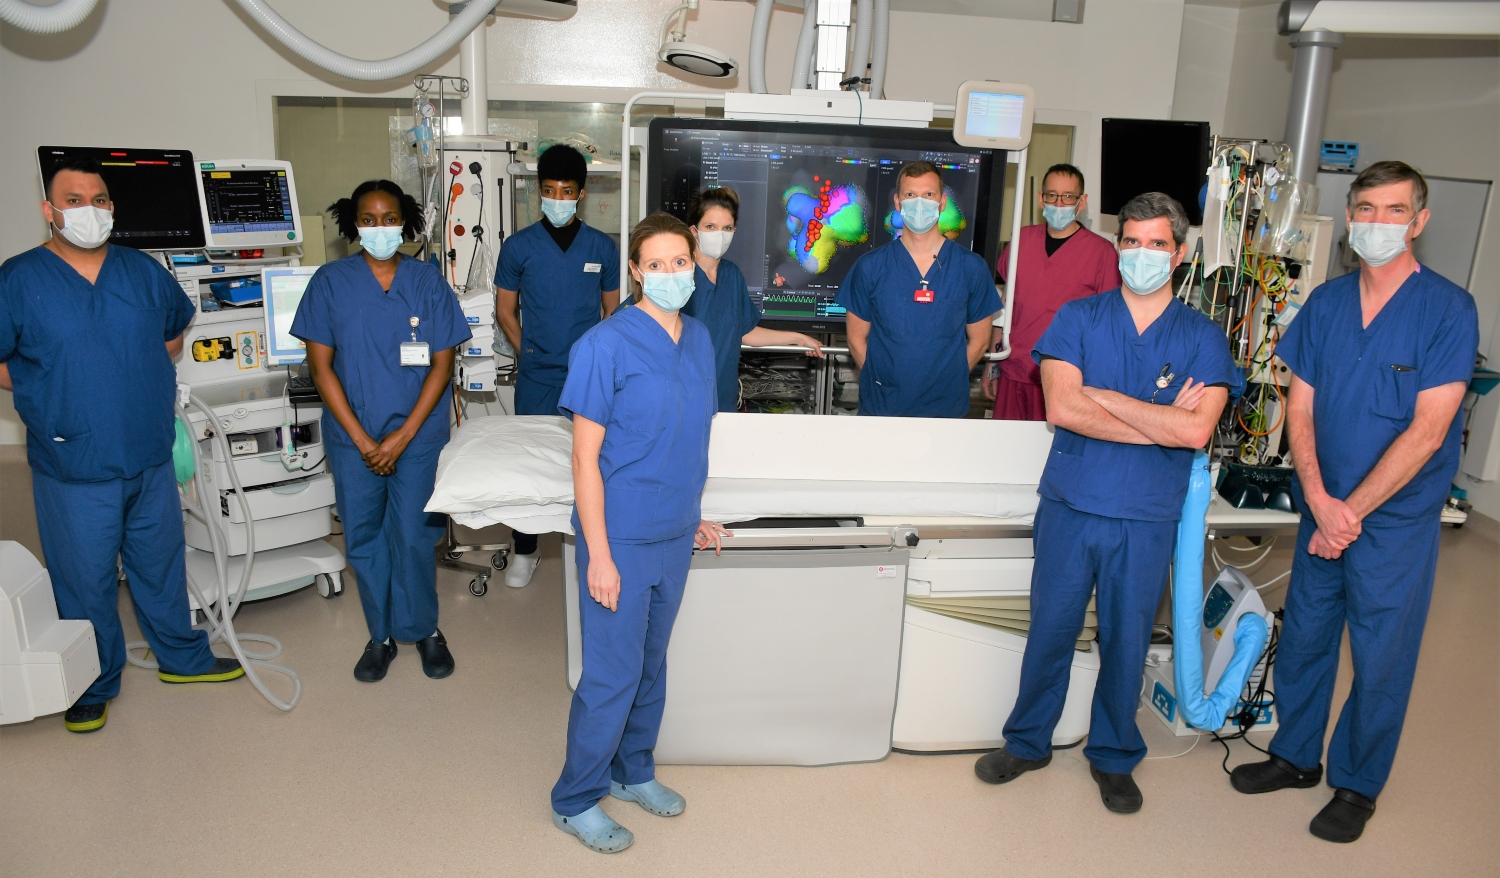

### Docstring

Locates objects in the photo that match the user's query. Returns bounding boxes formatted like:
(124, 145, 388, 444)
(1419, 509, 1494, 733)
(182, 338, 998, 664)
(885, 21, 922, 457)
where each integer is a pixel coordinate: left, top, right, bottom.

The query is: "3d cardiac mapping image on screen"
(651, 119, 1004, 330)
(783, 176, 870, 274)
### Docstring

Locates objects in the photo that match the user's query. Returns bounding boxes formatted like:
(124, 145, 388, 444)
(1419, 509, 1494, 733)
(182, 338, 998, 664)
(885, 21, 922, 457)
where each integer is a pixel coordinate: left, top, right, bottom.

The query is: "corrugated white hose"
(790, 0, 817, 91)
(868, 0, 888, 98)
(0, 0, 98, 33)
(124, 396, 302, 711)
(232, 0, 502, 82)
(747, 0, 776, 93)
(851, 0, 872, 88)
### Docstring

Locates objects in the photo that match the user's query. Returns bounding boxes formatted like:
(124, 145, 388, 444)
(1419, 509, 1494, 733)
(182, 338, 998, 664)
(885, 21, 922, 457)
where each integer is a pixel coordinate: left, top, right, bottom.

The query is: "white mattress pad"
(430, 415, 1041, 535)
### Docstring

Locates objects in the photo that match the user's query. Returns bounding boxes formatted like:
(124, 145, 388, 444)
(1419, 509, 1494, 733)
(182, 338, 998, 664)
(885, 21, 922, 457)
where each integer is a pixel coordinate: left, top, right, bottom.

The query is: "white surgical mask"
(1348, 221, 1410, 267)
(1118, 247, 1174, 295)
(1042, 204, 1077, 231)
(358, 226, 404, 260)
(899, 197, 941, 235)
(695, 229, 733, 260)
(640, 269, 696, 312)
(541, 197, 578, 226)
(50, 204, 113, 249)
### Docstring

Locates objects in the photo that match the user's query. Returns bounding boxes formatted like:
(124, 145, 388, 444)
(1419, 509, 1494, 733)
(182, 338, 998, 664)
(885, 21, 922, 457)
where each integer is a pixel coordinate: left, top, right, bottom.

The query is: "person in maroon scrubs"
(984, 163, 1121, 420)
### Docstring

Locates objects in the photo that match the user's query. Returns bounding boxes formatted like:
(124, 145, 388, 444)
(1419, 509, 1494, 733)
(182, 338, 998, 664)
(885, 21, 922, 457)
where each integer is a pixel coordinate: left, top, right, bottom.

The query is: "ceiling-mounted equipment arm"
(231, 0, 503, 82)
(0, 0, 100, 34)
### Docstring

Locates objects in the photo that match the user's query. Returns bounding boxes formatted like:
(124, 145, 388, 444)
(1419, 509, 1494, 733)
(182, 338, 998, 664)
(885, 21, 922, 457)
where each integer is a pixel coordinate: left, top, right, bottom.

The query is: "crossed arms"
(1039, 358, 1227, 449)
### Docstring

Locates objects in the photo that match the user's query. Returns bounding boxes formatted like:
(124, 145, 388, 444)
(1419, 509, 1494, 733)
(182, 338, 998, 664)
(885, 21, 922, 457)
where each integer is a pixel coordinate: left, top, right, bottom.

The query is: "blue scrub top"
(1034, 291, 1243, 522)
(494, 220, 621, 389)
(559, 305, 717, 545)
(291, 254, 470, 448)
(1280, 266, 1478, 525)
(0, 245, 194, 483)
(835, 238, 1001, 418)
(681, 260, 761, 413)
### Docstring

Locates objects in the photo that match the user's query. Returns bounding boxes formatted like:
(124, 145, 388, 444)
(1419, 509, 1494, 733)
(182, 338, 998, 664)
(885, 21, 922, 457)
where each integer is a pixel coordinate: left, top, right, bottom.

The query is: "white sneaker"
(504, 551, 539, 588)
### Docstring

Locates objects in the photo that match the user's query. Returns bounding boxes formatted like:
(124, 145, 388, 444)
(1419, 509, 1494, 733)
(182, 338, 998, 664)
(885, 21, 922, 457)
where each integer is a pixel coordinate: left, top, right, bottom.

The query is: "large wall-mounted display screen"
(649, 118, 1006, 332)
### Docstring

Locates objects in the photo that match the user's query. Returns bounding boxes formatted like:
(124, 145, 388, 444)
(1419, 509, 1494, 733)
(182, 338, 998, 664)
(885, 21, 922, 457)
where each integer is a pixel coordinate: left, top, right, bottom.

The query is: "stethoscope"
(1150, 363, 1174, 404)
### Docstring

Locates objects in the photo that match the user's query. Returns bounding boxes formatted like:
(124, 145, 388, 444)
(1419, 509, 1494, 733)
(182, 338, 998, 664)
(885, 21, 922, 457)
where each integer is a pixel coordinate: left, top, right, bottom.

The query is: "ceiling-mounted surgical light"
(657, 0, 740, 78)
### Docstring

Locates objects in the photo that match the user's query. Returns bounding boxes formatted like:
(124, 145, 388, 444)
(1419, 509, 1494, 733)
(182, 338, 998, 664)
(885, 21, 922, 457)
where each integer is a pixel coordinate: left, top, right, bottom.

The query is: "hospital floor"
(1, 448, 1497, 877)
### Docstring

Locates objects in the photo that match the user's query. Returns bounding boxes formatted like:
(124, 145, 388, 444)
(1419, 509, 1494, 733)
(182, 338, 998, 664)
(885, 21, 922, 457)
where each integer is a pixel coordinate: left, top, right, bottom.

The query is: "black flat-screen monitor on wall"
(648, 118, 1007, 332)
(1100, 119, 1211, 226)
(36, 145, 206, 250)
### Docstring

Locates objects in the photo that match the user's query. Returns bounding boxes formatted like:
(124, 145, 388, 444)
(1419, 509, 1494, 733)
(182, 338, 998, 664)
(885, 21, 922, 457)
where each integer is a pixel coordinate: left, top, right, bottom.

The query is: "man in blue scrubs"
(1230, 162, 1477, 843)
(0, 157, 241, 733)
(494, 145, 620, 587)
(973, 193, 1240, 813)
(836, 161, 999, 418)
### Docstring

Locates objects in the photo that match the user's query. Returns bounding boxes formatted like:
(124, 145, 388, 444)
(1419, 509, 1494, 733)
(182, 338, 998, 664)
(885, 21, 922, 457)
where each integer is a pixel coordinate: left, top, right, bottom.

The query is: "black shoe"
(1310, 789, 1376, 843)
(354, 639, 397, 682)
(974, 746, 1052, 785)
(415, 630, 455, 679)
(1230, 754, 1324, 794)
(64, 701, 108, 733)
(1089, 765, 1143, 813)
(158, 657, 244, 684)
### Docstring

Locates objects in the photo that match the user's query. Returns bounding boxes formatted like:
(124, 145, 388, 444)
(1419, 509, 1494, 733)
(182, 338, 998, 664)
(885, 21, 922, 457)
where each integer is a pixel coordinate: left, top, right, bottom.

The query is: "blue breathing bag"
(1171, 451, 1271, 731)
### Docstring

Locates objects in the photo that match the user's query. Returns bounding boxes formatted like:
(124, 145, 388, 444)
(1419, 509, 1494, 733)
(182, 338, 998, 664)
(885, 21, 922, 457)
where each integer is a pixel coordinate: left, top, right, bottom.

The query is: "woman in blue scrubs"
(291, 180, 470, 683)
(680, 187, 823, 412)
(550, 212, 728, 854)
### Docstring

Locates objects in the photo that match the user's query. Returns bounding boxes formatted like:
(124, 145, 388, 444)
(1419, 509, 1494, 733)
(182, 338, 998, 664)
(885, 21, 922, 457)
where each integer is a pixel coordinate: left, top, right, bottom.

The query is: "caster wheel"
(491, 550, 509, 571)
(469, 575, 489, 597)
(444, 550, 465, 562)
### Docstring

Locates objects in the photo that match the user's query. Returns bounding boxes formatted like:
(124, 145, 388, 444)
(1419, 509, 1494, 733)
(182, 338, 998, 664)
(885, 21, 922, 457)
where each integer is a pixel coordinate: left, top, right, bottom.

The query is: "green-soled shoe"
(64, 700, 108, 733)
(158, 657, 245, 684)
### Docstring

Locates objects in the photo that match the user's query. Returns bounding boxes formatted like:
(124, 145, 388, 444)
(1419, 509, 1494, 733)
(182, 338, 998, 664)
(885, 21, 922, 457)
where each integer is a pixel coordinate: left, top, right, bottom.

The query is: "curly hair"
(328, 180, 423, 243)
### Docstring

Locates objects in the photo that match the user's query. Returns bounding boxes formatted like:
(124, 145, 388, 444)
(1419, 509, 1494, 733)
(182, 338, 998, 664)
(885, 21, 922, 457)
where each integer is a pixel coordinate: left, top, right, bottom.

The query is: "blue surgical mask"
(1118, 247, 1174, 295)
(541, 196, 578, 226)
(899, 197, 941, 234)
(640, 269, 696, 312)
(358, 226, 403, 260)
(1348, 221, 1409, 267)
(1042, 204, 1077, 231)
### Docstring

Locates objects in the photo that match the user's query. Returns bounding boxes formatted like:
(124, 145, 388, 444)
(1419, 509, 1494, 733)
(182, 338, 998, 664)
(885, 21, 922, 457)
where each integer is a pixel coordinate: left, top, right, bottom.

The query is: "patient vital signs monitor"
(36, 146, 206, 250)
(261, 266, 317, 366)
(649, 118, 1006, 332)
(196, 160, 303, 248)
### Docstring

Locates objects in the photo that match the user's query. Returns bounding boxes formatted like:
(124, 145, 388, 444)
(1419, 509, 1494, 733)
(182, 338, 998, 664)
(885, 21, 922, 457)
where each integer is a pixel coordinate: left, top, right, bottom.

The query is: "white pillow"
(426, 415, 575, 513)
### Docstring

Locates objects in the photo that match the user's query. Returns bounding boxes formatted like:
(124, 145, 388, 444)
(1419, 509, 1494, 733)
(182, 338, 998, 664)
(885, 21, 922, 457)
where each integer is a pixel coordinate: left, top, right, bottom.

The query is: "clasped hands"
(1305, 493, 1362, 560)
(355, 429, 413, 476)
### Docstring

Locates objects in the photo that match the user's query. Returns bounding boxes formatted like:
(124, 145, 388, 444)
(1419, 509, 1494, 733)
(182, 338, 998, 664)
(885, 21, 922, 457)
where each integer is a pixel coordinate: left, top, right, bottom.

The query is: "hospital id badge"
(914, 288, 934, 303)
(400, 341, 430, 366)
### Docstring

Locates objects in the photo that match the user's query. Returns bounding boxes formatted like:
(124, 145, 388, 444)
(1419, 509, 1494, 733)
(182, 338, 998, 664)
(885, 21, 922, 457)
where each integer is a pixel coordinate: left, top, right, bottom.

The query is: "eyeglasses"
(1041, 192, 1081, 205)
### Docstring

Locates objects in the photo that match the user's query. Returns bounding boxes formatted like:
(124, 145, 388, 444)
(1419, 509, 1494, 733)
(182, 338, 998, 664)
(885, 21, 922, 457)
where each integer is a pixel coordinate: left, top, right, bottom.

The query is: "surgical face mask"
(695, 229, 733, 260)
(639, 269, 696, 312)
(899, 197, 941, 235)
(1042, 203, 1077, 231)
(358, 226, 404, 260)
(50, 204, 113, 249)
(1348, 221, 1410, 267)
(541, 196, 578, 226)
(1118, 246, 1175, 295)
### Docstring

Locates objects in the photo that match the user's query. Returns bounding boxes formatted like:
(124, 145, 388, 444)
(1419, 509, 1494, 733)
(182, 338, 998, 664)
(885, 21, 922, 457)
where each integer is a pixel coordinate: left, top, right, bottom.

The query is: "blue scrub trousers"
(512, 378, 564, 556)
(552, 532, 694, 817)
(1004, 498, 1176, 774)
(328, 441, 446, 643)
(32, 460, 215, 704)
(1268, 516, 1440, 800)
